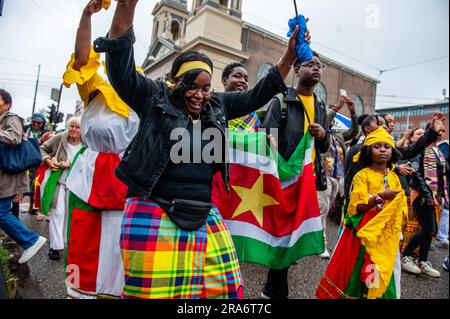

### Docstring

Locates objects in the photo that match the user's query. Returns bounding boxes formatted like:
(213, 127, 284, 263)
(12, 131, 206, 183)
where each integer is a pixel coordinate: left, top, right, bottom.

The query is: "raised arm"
(109, 0, 138, 39)
(73, 0, 102, 70)
(94, 0, 157, 117)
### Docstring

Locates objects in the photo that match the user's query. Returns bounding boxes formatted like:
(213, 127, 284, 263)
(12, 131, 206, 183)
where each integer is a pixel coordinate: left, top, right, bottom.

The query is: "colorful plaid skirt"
(120, 197, 243, 299)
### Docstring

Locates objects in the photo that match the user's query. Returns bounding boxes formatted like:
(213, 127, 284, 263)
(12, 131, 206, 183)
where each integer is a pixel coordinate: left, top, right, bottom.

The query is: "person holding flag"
(61, 0, 139, 298)
(260, 49, 330, 299)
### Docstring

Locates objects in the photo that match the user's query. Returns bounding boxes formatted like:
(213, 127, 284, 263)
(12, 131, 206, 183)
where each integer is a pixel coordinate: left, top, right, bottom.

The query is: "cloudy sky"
(0, 0, 448, 123)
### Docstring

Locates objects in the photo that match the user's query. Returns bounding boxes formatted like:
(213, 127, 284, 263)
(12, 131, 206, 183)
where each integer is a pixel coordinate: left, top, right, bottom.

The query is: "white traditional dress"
(63, 46, 139, 299)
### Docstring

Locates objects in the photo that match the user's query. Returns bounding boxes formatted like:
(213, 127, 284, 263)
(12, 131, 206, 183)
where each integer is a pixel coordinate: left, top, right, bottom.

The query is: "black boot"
(48, 249, 60, 260)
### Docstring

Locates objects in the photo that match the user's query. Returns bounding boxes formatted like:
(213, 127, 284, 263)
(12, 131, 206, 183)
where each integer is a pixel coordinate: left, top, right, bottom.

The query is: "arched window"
(314, 82, 327, 104)
(171, 21, 180, 41)
(257, 63, 272, 83)
(351, 95, 364, 115)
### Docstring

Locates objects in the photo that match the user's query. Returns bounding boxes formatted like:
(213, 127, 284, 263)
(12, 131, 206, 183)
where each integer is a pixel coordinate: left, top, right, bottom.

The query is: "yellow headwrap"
(166, 61, 213, 89)
(353, 127, 396, 163)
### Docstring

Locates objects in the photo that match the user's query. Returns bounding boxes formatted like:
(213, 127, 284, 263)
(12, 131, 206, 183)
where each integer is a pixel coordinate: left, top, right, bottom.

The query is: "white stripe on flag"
(229, 149, 279, 177)
(225, 216, 323, 248)
(66, 150, 98, 204)
(96, 211, 124, 296)
(40, 168, 52, 199)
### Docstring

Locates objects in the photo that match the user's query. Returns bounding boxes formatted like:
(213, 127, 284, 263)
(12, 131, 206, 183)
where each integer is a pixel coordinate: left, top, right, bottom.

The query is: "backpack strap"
(275, 93, 289, 120)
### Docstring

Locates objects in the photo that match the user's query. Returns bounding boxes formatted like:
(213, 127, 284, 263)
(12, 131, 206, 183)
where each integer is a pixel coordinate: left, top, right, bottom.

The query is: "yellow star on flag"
(231, 174, 279, 227)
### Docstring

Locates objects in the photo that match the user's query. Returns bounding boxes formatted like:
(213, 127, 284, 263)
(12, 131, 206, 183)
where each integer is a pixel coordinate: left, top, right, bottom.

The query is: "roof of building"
(375, 100, 449, 112)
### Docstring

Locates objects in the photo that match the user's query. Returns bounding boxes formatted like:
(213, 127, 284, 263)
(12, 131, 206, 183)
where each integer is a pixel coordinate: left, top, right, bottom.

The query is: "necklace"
(189, 113, 202, 124)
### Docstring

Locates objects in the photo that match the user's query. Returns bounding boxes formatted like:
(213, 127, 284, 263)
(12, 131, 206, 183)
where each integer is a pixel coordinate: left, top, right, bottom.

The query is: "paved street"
(12, 204, 449, 299)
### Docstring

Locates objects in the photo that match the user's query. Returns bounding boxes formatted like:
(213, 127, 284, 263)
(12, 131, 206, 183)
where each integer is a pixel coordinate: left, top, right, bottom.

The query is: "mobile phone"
(339, 89, 348, 97)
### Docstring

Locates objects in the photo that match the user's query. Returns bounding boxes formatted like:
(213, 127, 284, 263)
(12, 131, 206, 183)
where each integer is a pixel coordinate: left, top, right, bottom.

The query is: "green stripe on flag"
(232, 229, 324, 269)
(229, 131, 313, 181)
(41, 169, 63, 216)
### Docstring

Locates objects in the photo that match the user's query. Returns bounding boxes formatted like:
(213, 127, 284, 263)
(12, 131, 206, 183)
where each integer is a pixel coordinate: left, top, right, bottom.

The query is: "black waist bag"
(151, 196, 212, 231)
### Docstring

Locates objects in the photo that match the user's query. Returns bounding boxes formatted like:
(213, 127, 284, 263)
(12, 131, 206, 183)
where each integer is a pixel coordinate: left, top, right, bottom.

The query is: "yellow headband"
(353, 127, 396, 162)
(174, 61, 212, 79)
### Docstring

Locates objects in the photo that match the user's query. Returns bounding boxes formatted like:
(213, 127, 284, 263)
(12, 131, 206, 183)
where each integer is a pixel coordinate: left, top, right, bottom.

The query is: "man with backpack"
(260, 52, 330, 299)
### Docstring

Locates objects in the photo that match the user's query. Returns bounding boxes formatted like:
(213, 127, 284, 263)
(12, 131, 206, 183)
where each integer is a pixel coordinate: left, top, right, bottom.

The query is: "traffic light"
(55, 112, 64, 124)
(46, 104, 56, 125)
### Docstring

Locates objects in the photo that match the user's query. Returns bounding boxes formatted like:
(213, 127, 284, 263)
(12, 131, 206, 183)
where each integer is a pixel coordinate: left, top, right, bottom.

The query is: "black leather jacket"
(93, 28, 288, 199)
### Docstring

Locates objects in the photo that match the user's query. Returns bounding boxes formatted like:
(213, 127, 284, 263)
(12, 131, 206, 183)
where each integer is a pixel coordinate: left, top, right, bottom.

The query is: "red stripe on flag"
(33, 163, 48, 211)
(316, 227, 362, 299)
(67, 208, 102, 293)
(214, 162, 320, 237)
(89, 153, 128, 210)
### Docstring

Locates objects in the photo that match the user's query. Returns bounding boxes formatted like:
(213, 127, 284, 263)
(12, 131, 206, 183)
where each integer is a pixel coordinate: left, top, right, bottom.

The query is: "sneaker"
(435, 240, 449, 249)
(419, 261, 441, 278)
(401, 256, 421, 274)
(443, 257, 449, 271)
(319, 249, 330, 259)
(260, 291, 271, 299)
(429, 243, 435, 251)
(36, 214, 44, 222)
(18, 236, 47, 264)
(48, 249, 60, 261)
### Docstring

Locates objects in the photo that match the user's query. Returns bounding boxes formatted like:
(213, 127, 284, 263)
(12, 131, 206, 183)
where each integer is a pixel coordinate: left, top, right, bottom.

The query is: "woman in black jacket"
(93, 0, 309, 299)
(401, 127, 448, 278)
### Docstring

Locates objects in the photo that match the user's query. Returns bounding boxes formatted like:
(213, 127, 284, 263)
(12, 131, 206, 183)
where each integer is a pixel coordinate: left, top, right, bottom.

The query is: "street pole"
(31, 63, 41, 118)
(54, 83, 63, 131)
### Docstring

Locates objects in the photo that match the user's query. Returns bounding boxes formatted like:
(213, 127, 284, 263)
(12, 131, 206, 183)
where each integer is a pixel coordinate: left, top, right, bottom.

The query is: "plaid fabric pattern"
(228, 112, 261, 132)
(120, 198, 243, 299)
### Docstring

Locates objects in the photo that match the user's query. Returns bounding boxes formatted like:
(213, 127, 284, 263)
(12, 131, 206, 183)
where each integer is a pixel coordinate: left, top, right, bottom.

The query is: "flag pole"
(293, 0, 299, 22)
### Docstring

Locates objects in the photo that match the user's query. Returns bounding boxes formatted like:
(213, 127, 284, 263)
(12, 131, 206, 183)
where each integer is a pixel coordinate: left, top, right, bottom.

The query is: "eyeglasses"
(186, 87, 212, 97)
(300, 62, 325, 70)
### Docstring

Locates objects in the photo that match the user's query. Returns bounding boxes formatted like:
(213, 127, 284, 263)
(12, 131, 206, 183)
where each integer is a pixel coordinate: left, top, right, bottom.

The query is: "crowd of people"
(0, 0, 448, 300)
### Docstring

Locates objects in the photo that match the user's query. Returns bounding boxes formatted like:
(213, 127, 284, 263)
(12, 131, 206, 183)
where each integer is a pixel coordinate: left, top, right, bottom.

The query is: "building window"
(314, 82, 327, 104)
(171, 21, 181, 41)
(219, 0, 229, 7)
(256, 63, 272, 83)
(351, 96, 364, 115)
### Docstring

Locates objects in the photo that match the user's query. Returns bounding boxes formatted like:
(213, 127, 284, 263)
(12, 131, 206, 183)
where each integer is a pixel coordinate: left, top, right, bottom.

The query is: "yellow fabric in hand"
(62, 46, 130, 118)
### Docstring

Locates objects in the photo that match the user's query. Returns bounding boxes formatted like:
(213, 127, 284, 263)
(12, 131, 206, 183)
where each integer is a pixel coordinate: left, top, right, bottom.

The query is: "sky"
(0, 0, 448, 124)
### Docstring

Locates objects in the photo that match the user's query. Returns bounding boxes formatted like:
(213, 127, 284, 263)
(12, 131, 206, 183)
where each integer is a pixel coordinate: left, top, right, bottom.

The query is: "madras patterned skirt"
(121, 197, 243, 299)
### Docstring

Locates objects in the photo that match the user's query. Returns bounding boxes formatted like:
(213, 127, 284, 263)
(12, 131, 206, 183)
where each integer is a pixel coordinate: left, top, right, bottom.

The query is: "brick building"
(376, 101, 449, 140)
(142, 0, 379, 117)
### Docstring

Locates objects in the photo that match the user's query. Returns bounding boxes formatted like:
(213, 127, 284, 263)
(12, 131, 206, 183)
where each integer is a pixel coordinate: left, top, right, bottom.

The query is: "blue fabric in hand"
(287, 15, 312, 63)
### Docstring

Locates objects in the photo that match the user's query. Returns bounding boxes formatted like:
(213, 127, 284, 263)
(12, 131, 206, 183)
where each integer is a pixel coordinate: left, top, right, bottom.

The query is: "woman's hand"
(45, 158, 60, 170)
(84, 0, 103, 16)
(59, 161, 71, 169)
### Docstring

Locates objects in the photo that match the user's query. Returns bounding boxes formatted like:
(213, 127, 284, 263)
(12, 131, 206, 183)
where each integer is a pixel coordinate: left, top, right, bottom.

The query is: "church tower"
(185, 0, 248, 89)
(150, 0, 189, 45)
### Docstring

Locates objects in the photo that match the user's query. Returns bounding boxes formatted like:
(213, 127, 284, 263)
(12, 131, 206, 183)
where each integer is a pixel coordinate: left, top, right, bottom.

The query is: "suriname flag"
(212, 130, 325, 269)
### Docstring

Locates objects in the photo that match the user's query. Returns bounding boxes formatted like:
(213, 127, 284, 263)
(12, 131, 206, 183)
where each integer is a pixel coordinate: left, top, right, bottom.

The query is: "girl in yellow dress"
(317, 127, 408, 299)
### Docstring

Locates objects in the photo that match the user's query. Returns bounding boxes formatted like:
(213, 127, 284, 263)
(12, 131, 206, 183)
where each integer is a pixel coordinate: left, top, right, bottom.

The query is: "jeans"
(437, 207, 449, 242)
(403, 202, 437, 262)
(0, 196, 39, 250)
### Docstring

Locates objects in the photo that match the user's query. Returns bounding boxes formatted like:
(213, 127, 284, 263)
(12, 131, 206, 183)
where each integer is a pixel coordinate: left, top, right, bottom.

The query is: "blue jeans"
(0, 196, 39, 249)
